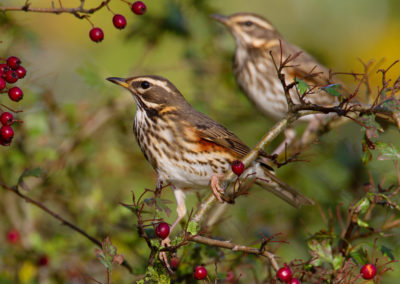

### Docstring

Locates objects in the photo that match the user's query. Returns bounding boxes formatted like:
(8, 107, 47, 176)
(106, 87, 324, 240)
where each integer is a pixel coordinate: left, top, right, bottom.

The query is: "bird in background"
(107, 75, 313, 236)
(212, 12, 342, 121)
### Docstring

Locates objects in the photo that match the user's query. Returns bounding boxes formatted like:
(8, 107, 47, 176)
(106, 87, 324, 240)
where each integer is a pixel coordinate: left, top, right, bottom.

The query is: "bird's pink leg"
(210, 173, 225, 203)
(159, 188, 186, 272)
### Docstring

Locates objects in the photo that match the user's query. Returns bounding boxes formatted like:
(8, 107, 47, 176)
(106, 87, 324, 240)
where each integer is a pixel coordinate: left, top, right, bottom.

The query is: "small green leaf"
(187, 221, 199, 235)
(150, 239, 161, 248)
(380, 245, 395, 260)
(155, 197, 172, 217)
(350, 248, 368, 265)
(381, 98, 400, 112)
(18, 168, 45, 185)
(332, 254, 344, 270)
(355, 197, 370, 214)
(170, 236, 184, 246)
(357, 218, 369, 228)
(376, 142, 400, 161)
(296, 78, 309, 95)
(321, 84, 342, 97)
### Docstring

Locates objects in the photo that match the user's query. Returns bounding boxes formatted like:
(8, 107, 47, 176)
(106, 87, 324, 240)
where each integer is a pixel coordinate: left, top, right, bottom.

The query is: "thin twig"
(0, 0, 111, 19)
(190, 235, 279, 271)
(0, 181, 133, 273)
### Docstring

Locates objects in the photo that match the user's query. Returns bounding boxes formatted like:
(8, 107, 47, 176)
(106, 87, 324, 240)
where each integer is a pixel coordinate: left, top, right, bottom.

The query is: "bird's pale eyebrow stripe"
(241, 17, 274, 30)
(131, 77, 173, 93)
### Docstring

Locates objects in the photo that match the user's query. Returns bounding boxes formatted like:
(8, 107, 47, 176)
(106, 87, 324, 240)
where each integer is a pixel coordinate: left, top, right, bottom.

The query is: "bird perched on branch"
(107, 75, 313, 233)
(212, 12, 341, 121)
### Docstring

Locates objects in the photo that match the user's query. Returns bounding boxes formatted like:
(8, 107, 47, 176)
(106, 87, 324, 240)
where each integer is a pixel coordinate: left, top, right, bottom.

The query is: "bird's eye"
(141, 81, 150, 89)
(242, 21, 253, 27)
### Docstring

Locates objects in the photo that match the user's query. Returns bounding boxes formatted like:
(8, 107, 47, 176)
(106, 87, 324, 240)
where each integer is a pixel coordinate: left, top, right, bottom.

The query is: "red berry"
(6, 56, 21, 69)
(0, 78, 6, 90)
(0, 64, 10, 76)
(194, 266, 207, 280)
(288, 278, 301, 284)
(0, 112, 14, 125)
(89, 27, 104, 42)
(277, 264, 292, 282)
(170, 257, 179, 270)
(231, 160, 245, 176)
(131, 1, 146, 15)
(38, 255, 49, 267)
(113, 14, 127, 29)
(360, 264, 377, 280)
(155, 222, 170, 239)
(6, 229, 20, 244)
(8, 87, 24, 102)
(15, 66, 27, 79)
(4, 70, 18, 83)
(0, 125, 14, 140)
(226, 271, 235, 282)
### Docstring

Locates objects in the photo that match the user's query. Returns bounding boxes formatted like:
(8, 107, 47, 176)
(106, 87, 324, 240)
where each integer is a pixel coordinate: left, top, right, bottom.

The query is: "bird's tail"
(255, 168, 314, 208)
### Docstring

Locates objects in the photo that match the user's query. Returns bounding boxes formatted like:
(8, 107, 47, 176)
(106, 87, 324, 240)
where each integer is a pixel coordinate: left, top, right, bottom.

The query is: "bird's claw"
(159, 237, 173, 273)
(211, 174, 225, 203)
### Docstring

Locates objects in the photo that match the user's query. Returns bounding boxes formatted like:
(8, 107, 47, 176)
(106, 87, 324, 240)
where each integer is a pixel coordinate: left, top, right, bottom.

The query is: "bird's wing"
(187, 109, 275, 170)
(188, 110, 251, 158)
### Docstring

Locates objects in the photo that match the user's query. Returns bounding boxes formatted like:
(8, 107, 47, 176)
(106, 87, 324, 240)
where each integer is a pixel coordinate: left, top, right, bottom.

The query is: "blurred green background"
(0, 0, 399, 283)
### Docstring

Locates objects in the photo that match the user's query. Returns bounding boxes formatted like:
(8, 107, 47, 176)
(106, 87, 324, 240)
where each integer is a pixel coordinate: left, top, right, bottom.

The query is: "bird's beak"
(106, 77, 130, 88)
(211, 14, 230, 26)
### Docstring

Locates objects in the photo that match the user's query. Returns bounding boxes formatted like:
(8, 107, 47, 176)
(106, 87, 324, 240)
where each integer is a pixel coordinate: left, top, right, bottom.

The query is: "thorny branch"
(128, 190, 281, 275)
(0, 179, 133, 274)
(193, 42, 400, 228)
(0, 0, 111, 19)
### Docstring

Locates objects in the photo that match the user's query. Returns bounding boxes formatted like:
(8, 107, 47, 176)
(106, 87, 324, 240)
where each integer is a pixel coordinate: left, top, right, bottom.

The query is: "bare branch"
(0, 180, 133, 274)
(0, 0, 111, 19)
(190, 235, 279, 271)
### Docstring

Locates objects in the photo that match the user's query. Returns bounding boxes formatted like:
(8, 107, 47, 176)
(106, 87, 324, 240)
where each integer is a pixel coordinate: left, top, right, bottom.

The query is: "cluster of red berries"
(89, 1, 147, 43)
(276, 264, 300, 283)
(154, 222, 208, 280)
(0, 56, 26, 146)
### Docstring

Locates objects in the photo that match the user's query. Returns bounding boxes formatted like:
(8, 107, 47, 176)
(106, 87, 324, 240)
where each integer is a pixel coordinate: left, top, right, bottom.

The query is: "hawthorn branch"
(0, 180, 133, 274)
(0, 0, 111, 19)
(189, 235, 279, 271)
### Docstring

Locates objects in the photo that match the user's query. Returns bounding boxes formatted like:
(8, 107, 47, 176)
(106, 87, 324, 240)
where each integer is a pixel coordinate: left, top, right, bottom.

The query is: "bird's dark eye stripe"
(141, 81, 150, 89)
(241, 21, 253, 27)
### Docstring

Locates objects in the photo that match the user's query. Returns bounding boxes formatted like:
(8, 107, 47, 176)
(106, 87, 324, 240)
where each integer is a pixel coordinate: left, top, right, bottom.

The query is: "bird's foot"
(159, 237, 173, 273)
(210, 173, 225, 203)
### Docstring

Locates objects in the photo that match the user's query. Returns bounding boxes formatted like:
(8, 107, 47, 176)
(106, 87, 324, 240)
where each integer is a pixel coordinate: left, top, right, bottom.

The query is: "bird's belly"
(236, 60, 288, 120)
(156, 153, 229, 189)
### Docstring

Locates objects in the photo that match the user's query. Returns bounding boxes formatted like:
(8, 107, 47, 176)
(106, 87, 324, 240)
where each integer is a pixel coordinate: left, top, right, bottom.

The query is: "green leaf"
(18, 168, 45, 184)
(17, 168, 46, 190)
(357, 218, 369, 228)
(321, 84, 342, 97)
(296, 78, 309, 95)
(355, 197, 370, 215)
(187, 221, 199, 235)
(150, 239, 161, 248)
(332, 254, 344, 270)
(381, 98, 400, 112)
(376, 142, 400, 161)
(155, 197, 172, 217)
(170, 236, 184, 246)
(350, 248, 368, 265)
(359, 114, 383, 139)
(380, 245, 395, 260)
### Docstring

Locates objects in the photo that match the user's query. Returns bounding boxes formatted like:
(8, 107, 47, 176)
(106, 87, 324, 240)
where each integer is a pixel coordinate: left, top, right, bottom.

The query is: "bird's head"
(212, 13, 280, 48)
(107, 75, 188, 114)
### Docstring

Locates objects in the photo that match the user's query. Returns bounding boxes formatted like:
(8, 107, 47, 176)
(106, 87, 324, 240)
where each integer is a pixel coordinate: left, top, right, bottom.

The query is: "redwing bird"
(107, 75, 313, 232)
(212, 13, 341, 121)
